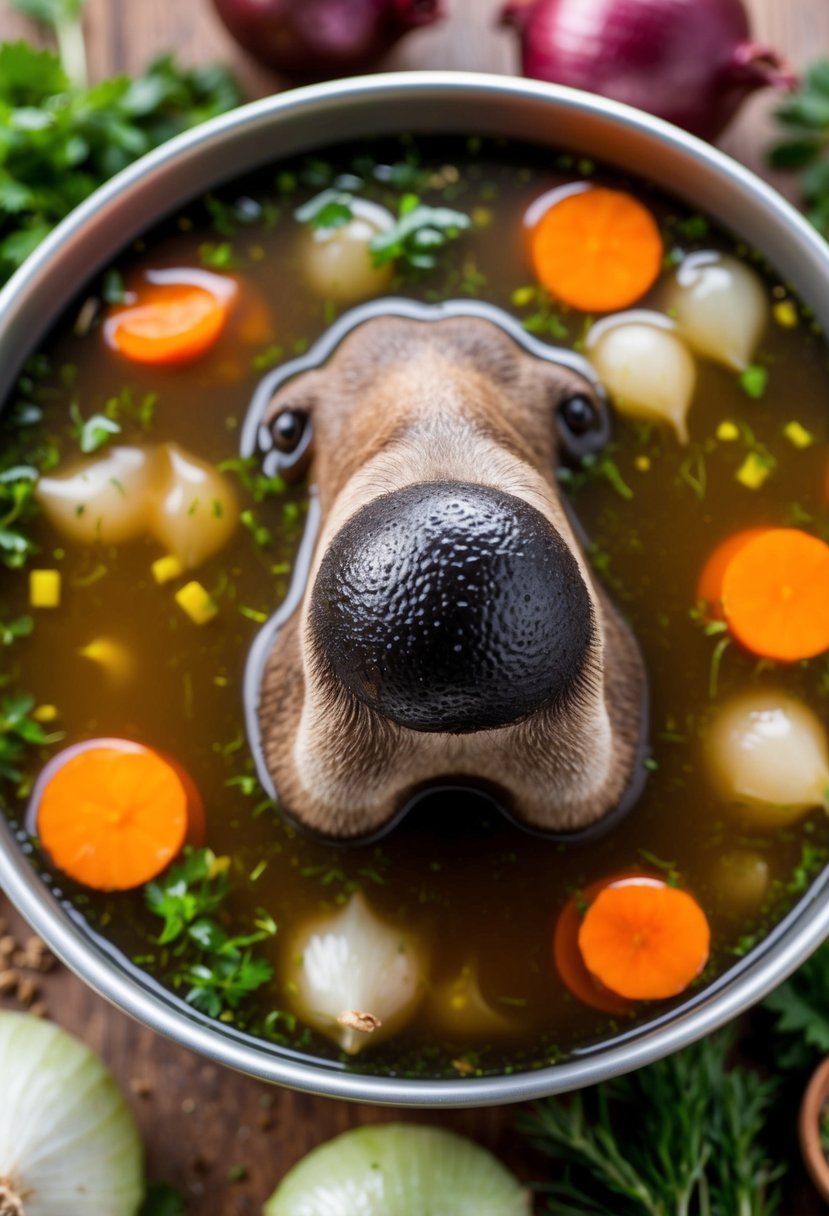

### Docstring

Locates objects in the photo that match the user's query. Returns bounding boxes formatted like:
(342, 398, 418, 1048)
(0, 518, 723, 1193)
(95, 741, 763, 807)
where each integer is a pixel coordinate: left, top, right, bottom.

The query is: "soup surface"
(2, 135, 829, 1080)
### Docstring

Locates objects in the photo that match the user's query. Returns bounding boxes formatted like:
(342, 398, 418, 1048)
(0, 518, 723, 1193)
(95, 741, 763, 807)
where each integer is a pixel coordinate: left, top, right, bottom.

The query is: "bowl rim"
(2, 69, 829, 1107)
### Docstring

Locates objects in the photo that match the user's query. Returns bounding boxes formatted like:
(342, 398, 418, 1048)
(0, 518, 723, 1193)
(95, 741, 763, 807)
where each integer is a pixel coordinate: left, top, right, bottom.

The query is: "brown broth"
(2, 136, 829, 1079)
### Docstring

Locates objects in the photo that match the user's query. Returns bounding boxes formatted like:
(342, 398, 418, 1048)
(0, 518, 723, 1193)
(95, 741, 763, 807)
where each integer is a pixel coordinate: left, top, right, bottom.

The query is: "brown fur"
(257, 317, 646, 838)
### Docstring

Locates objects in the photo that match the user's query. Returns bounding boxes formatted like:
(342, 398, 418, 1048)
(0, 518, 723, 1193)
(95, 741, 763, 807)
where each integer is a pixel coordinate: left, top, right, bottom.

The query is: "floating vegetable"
(553, 876, 637, 1014)
(32, 738, 200, 890)
(78, 637, 135, 684)
(586, 311, 696, 441)
(714, 849, 770, 917)
(36, 443, 238, 568)
(283, 891, 427, 1054)
(36, 446, 157, 546)
(697, 527, 766, 617)
(708, 692, 829, 827)
(150, 444, 238, 568)
(429, 962, 514, 1038)
(29, 568, 61, 609)
(301, 198, 395, 303)
(578, 875, 710, 1000)
(528, 185, 662, 313)
(500, 0, 794, 140)
(0, 1010, 144, 1215)
(718, 528, 829, 661)
(212, 0, 444, 77)
(665, 251, 768, 371)
(104, 268, 238, 365)
(265, 1125, 530, 1216)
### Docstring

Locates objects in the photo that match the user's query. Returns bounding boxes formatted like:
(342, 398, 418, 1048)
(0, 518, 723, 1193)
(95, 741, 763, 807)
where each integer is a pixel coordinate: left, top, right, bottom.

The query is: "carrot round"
(578, 876, 710, 1001)
(553, 874, 641, 1014)
(530, 186, 663, 313)
(35, 739, 196, 890)
(696, 528, 768, 617)
(720, 527, 829, 662)
(107, 284, 227, 365)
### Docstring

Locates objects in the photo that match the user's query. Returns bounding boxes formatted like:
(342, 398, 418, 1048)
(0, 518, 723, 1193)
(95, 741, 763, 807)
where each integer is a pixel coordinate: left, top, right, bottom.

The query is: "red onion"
(500, 0, 796, 141)
(212, 0, 445, 76)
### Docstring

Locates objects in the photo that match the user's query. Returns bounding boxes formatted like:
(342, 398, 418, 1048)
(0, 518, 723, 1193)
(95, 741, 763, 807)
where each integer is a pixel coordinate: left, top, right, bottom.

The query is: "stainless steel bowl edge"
(1, 71, 828, 1107)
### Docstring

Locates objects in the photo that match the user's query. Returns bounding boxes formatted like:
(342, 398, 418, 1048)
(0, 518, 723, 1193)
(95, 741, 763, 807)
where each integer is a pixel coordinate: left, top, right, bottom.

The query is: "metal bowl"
(1, 72, 828, 1108)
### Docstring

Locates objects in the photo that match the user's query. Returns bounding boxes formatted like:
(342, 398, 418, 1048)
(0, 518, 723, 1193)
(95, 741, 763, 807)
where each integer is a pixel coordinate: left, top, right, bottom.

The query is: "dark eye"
(271, 409, 308, 454)
(559, 394, 599, 436)
(555, 390, 610, 459)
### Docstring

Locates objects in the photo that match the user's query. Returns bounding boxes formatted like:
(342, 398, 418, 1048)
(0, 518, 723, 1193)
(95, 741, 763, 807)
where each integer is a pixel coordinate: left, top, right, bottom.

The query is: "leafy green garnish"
(0, 692, 56, 783)
(521, 1031, 783, 1216)
(70, 403, 121, 453)
(218, 456, 286, 503)
(768, 59, 829, 236)
(0, 614, 33, 648)
(740, 364, 769, 400)
(145, 849, 276, 1020)
(370, 194, 471, 271)
(0, 464, 39, 568)
(145, 848, 230, 946)
(295, 188, 355, 232)
(0, 41, 240, 285)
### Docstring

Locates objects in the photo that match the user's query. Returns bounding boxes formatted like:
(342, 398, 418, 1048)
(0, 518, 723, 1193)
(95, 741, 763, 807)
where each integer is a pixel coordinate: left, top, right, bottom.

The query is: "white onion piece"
(284, 892, 427, 1054)
(0, 1011, 143, 1215)
(148, 443, 238, 568)
(302, 200, 394, 303)
(586, 311, 696, 442)
(708, 692, 829, 828)
(265, 1125, 531, 1216)
(714, 849, 770, 917)
(429, 963, 514, 1038)
(35, 446, 158, 545)
(665, 251, 768, 371)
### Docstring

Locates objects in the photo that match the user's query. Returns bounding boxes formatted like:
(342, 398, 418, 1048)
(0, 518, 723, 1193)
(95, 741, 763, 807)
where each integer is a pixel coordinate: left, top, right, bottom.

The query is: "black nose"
(310, 480, 593, 733)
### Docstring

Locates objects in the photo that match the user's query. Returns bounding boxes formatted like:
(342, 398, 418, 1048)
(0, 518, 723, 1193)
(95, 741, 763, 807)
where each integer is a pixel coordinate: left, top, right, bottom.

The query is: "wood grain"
(0, 0, 827, 1211)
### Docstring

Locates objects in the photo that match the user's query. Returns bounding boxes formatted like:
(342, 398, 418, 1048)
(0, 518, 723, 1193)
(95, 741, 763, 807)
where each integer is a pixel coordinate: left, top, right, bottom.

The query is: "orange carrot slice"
(578, 876, 710, 1001)
(530, 186, 662, 313)
(35, 739, 197, 890)
(553, 874, 641, 1015)
(720, 527, 829, 662)
(696, 528, 768, 618)
(108, 285, 227, 365)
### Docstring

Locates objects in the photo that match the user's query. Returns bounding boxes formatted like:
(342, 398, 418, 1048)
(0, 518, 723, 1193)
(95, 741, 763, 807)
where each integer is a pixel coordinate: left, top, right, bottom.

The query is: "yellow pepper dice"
(783, 421, 814, 450)
(29, 569, 61, 609)
(175, 580, 218, 625)
(151, 554, 184, 585)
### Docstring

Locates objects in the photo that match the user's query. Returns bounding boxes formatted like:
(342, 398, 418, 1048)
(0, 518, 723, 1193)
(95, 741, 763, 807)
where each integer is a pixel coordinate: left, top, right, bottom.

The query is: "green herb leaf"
(769, 59, 829, 237)
(145, 848, 229, 946)
(740, 364, 769, 400)
(294, 189, 354, 231)
(521, 1031, 784, 1216)
(71, 405, 121, 453)
(370, 198, 471, 272)
(0, 46, 240, 284)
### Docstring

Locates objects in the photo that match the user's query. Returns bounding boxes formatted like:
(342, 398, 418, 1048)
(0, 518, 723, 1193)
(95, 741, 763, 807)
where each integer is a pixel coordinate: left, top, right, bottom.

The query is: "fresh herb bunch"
(763, 940, 829, 1073)
(145, 848, 276, 1020)
(520, 1031, 784, 1216)
(0, 0, 241, 285)
(768, 59, 829, 237)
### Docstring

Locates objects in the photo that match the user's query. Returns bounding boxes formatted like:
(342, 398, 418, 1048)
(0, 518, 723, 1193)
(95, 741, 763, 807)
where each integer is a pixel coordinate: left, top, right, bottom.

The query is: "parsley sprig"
(145, 849, 276, 1020)
(0, 31, 240, 285)
(0, 692, 58, 784)
(769, 59, 829, 237)
(371, 193, 471, 271)
(521, 1031, 783, 1216)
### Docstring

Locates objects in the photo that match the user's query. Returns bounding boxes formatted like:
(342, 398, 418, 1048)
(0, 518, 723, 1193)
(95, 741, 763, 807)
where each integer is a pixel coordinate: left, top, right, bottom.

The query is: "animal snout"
(309, 480, 594, 734)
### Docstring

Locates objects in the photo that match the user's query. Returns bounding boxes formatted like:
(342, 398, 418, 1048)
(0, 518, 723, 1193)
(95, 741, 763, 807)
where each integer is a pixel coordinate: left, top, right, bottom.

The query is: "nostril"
(310, 480, 593, 733)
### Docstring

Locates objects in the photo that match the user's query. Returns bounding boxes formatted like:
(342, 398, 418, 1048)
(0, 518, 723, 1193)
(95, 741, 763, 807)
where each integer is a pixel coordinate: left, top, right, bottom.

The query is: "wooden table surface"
(2, 0, 829, 1212)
